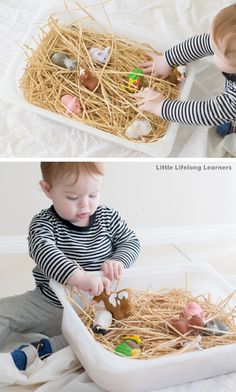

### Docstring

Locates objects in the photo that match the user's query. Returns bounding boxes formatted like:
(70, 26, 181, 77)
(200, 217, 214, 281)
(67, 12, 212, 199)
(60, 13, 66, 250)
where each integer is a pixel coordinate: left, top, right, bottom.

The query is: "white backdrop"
(0, 161, 236, 236)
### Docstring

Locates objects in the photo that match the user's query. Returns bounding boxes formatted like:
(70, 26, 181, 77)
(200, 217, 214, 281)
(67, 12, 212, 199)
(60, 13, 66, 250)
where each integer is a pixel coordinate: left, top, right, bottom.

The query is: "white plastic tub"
(50, 263, 236, 392)
(0, 0, 197, 157)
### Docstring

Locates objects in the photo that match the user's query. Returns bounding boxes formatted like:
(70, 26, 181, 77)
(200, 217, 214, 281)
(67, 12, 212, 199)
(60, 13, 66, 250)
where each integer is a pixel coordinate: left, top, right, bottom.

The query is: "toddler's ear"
(39, 180, 52, 198)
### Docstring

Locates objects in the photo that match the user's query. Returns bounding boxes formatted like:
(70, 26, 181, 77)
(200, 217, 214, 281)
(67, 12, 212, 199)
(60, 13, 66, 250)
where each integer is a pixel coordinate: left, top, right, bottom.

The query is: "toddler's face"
(42, 170, 103, 226)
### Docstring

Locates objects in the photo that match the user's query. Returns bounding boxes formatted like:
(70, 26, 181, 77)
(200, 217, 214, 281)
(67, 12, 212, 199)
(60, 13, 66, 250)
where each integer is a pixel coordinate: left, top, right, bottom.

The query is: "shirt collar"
(50, 205, 97, 231)
(222, 72, 236, 82)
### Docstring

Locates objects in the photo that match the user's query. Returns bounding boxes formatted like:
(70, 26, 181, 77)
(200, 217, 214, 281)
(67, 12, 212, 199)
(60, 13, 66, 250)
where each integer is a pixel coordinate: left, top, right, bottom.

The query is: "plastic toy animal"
(92, 309, 113, 335)
(114, 335, 141, 357)
(93, 288, 134, 320)
(60, 94, 82, 114)
(127, 67, 144, 93)
(51, 52, 77, 70)
(89, 47, 111, 64)
(79, 68, 99, 91)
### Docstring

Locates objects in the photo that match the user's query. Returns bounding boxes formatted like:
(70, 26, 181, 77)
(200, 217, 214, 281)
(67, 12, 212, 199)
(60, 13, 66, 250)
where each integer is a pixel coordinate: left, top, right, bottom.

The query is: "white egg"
(125, 127, 140, 139)
(125, 119, 152, 139)
(93, 309, 112, 328)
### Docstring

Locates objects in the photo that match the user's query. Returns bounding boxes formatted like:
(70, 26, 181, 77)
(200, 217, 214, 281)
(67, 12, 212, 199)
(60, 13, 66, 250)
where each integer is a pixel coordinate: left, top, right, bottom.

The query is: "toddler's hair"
(40, 162, 104, 184)
(212, 3, 236, 65)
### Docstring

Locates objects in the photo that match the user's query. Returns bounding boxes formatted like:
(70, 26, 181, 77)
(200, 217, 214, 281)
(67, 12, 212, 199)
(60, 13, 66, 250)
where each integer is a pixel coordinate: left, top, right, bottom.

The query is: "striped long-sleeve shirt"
(28, 205, 140, 307)
(162, 33, 236, 126)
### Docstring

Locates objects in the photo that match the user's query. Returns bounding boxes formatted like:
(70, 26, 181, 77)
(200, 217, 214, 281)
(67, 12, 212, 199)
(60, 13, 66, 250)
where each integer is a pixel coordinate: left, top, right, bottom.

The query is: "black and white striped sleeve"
(28, 216, 79, 284)
(162, 90, 236, 126)
(165, 33, 214, 67)
(109, 210, 140, 268)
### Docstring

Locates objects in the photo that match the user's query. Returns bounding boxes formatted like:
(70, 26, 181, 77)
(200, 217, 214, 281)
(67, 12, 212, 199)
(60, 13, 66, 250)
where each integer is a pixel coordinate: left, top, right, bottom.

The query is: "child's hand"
(139, 53, 172, 79)
(136, 87, 165, 117)
(67, 269, 110, 296)
(101, 260, 124, 281)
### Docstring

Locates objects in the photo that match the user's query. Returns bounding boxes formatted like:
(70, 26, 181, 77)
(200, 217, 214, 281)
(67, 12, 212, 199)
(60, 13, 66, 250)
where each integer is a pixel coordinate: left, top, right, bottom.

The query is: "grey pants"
(0, 288, 67, 353)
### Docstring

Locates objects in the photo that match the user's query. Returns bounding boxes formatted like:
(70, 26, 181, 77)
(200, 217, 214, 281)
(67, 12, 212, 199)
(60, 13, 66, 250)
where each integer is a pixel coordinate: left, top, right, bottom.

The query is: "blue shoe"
(216, 122, 232, 137)
(11, 339, 52, 370)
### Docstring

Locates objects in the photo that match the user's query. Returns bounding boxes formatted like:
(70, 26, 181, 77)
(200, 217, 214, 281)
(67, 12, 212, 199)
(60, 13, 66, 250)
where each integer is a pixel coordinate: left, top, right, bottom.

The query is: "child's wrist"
(155, 99, 165, 117)
(67, 268, 85, 286)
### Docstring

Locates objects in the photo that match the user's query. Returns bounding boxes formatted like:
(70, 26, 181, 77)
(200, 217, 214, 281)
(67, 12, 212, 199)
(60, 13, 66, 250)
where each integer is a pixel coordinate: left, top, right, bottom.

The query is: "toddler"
(137, 3, 236, 136)
(0, 162, 140, 371)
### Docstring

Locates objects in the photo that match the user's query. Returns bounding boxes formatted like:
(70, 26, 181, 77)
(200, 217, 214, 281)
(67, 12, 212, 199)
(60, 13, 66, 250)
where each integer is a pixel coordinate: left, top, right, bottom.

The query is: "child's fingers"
(103, 278, 111, 295)
(138, 61, 153, 68)
(101, 262, 108, 277)
(137, 103, 146, 112)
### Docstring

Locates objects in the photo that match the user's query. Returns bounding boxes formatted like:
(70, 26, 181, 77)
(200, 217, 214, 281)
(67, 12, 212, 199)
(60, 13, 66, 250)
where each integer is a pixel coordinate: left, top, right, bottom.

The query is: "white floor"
(1, 239, 236, 298)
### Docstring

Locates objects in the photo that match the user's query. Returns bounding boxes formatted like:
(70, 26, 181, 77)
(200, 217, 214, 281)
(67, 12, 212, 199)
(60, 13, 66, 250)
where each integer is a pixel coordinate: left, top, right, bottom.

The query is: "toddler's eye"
(89, 193, 97, 198)
(67, 196, 78, 200)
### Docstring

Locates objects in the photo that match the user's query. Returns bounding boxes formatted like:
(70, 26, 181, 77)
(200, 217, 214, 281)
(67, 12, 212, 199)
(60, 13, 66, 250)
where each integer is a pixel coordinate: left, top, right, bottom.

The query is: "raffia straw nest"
(20, 15, 180, 143)
(67, 288, 236, 360)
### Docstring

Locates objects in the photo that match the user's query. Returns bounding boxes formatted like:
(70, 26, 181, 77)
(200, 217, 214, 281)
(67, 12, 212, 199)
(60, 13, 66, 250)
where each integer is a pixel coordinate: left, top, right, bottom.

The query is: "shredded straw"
(67, 287, 236, 360)
(20, 5, 180, 143)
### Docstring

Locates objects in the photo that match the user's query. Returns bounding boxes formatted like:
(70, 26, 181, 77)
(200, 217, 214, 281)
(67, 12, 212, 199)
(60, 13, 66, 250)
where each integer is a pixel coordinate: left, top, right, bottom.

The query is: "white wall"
(0, 161, 236, 237)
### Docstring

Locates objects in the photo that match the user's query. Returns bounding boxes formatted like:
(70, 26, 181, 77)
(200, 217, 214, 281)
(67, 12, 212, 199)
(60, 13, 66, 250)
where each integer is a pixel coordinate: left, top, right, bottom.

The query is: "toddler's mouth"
(77, 212, 90, 220)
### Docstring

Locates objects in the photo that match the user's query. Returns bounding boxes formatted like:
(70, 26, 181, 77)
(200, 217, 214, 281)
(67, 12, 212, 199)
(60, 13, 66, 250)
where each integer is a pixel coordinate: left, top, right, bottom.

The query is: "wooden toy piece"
(125, 119, 152, 139)
(79, 68, 99, 91)
(165, 67, 181, 84)
(127, 67, 144, 93)
(114, 335, 141, 357)
(51, 52, 77, 70)
(89, 47, 111, 64)
(61, 94, 82, 114)
(93, 288, 134, 320)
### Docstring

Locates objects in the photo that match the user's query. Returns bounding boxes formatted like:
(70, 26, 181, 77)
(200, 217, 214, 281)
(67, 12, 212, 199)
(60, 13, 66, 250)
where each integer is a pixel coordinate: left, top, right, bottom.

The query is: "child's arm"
(137, 87, 236, 126)
(28, 216, 84, 285)
(140, 34, 213, 79)
(164, 33, 213, 68)
(100, 209, 140, 280)
(29, 217, 110, 295)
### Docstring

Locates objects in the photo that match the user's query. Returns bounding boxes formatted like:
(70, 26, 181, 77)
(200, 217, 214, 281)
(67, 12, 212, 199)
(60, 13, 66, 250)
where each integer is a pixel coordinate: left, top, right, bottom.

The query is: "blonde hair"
(40, 162, 104, 184)
(212, 4, 236, 65)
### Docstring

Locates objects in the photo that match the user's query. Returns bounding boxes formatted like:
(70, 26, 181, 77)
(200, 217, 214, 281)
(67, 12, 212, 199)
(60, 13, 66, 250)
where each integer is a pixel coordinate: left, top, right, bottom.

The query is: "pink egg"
(61, 94, 82, 114)
(184, 301, 205, 320)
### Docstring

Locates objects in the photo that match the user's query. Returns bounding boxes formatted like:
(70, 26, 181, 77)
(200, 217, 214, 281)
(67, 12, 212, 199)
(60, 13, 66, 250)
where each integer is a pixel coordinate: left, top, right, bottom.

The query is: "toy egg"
(51, 52, 77, 70)
(125, 119, 152, 139)
(127, 67, 144, 93)
(184, 301, 205, 320)
(204, 319, 229, 336)
(89, 47, 111, 64)
(170, 318, 190, 334)
(61, 94, 82, 114)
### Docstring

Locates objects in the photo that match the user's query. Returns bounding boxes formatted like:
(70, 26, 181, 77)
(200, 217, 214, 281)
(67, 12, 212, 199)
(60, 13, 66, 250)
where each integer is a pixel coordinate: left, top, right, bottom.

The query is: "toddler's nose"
(78, 197, 89, 209)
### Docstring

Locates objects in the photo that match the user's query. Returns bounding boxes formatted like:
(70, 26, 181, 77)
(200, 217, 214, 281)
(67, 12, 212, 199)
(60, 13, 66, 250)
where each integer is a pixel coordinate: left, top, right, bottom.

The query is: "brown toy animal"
(93, 288, 134, 320)
(79, 68, 99, 91)
(165, 67, 181, 84)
